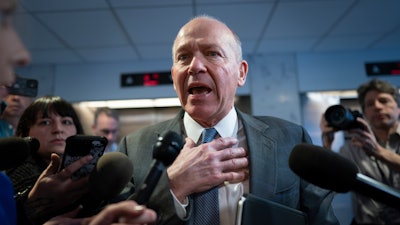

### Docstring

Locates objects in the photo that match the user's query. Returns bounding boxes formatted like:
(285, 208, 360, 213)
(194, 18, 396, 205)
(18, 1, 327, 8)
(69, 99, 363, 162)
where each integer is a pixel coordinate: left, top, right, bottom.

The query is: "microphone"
(289, 143, 400, 210)
(0, 137, 40, 170)
(78, 152, 133, 217)
(130, 130, 183, 205)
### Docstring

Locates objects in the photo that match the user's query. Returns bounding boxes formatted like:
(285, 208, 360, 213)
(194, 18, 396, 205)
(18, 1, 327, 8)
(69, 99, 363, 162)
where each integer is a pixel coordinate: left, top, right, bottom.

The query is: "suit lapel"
(237, 111, 277, 199)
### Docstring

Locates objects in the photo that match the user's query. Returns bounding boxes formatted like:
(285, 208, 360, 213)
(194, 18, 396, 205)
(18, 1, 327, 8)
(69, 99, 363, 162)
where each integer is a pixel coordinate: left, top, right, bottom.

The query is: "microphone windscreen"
(289, 143, 358, 193)
(0, 137, 40, 170)
(25, 136, 40, 153)
(89, 152, 133, 200)
(153, 130, 183, 166)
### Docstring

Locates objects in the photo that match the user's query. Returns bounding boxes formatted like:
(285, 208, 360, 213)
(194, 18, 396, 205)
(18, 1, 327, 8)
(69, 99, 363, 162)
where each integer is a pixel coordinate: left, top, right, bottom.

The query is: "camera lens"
(326, 105, 347, 124)
(325, 105, 357, 130)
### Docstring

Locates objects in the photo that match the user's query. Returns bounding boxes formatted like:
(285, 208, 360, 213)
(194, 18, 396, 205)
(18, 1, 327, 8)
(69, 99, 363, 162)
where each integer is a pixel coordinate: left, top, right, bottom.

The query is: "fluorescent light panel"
(78, 98, 181, 109)
(306, 90, 357, 100)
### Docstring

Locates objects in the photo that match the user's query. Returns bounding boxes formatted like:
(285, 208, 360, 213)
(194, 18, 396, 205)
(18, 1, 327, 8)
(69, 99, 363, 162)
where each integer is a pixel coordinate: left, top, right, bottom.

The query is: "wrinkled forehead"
(181, 18, 230, 39)
(174, 18, 234, 50)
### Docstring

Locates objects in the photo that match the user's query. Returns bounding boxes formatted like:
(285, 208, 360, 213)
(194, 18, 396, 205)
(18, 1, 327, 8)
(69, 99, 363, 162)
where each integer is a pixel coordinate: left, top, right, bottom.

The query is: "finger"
(46, 153, 62, 175)
(219, 147, 247, 161)
(90, 201, 157, 225)
(355, 117, 371, 132)
(211, 137, 238, 149)
(223, 170, 248, 184)
(61, 155, 93, 176)
(117, 204, 157, 224)
(183, 137, 196, 149)
(221, 156, 248, 173)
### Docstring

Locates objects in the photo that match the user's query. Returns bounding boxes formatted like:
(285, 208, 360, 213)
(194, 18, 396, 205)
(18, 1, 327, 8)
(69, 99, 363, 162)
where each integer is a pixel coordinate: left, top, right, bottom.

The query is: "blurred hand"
(349, 117, 380, 156)
(44, 200, 157, 225)
(25, 153, 93, 223)
(320, 114, 336, 149)
(167, 137, 248, 203)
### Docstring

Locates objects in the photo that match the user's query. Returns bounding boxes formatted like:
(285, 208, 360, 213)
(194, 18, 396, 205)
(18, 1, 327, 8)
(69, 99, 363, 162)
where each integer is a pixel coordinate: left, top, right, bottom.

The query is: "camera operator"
(320, 79, 400, 225)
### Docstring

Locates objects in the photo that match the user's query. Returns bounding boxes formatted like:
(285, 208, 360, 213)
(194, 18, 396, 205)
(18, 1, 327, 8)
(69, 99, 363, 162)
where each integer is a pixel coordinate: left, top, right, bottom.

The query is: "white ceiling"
(14, 0, 400, 66)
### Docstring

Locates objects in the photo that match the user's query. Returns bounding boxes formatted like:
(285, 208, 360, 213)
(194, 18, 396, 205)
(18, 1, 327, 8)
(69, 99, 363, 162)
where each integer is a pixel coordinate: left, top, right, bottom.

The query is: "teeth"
(189, 87, 210, 94)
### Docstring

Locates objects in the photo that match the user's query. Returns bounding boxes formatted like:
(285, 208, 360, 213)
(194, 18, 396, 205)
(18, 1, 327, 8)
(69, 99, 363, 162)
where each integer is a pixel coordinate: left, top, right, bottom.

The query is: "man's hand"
(167, 137, 248, 203)
(320, 114, 336, 149)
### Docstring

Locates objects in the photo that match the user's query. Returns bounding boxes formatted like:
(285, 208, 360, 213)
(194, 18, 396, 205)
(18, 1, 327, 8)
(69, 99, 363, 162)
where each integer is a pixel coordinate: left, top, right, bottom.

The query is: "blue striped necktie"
(192, 127, 220, 225)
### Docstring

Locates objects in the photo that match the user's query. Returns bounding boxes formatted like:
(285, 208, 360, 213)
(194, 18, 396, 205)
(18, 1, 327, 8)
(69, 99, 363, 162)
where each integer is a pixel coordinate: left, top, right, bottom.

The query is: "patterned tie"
(192, 127, 220, 225)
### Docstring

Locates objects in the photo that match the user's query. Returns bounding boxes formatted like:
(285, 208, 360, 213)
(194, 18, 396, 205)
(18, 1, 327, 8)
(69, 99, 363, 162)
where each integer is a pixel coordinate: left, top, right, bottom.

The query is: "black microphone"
(289, 143, 400, 210)
(78, 152, 133, 217)
(0, 136, 40, 170)
(130, 130, 183, 205)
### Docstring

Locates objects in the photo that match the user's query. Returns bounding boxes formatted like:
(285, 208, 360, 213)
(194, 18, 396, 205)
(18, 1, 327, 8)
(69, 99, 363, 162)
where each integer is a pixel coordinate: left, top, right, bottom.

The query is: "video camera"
(324, 105, 363, 130)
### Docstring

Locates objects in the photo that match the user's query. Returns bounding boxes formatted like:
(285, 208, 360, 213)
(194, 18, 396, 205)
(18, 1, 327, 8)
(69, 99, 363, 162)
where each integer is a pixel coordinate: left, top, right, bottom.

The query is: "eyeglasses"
(99, 129, 118, 135)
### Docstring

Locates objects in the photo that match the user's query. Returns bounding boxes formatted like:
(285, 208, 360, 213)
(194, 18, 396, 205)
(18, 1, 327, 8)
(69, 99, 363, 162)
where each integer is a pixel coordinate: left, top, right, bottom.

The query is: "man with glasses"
(92, 107, 120, 153)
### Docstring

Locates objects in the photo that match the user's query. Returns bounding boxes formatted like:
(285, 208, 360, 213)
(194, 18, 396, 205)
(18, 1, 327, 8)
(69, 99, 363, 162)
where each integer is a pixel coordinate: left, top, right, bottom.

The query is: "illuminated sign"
(121, 72, 173, 87)
(365, 61, 400, 76)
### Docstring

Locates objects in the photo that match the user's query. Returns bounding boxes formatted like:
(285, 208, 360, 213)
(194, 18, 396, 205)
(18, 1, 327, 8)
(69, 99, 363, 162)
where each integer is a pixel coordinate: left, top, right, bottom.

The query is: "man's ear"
(238, 60, 248, 87)
(171, 68, 177, 91)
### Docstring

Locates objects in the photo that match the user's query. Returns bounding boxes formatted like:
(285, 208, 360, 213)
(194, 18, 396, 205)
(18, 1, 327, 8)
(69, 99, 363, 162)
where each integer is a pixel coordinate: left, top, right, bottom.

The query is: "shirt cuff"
(170, 189, 189, 219)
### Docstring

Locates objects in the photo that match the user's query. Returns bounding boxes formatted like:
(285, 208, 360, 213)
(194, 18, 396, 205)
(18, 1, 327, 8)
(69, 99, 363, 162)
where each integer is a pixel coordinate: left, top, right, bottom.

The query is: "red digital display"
(365, 61, 400, 76)
(120, 72, 173, 87)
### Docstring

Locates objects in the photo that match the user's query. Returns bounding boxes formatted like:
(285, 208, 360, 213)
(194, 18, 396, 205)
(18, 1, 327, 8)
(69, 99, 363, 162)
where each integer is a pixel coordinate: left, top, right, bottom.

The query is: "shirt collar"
(183, 107, 238, 143)
(395, 123, 400, 136)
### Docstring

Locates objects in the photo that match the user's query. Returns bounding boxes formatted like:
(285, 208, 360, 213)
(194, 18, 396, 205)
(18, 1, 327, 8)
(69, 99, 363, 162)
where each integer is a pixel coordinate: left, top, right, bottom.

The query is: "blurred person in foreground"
(320, 79, 400, 225)
(0, 0, 31, 224)
(0, 0, 156, 224)
(118, 15, 339, 225)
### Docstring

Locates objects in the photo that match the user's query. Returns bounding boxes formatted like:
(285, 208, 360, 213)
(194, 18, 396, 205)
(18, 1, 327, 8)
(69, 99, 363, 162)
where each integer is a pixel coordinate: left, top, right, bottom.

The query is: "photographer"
(320, 79, 400, 225)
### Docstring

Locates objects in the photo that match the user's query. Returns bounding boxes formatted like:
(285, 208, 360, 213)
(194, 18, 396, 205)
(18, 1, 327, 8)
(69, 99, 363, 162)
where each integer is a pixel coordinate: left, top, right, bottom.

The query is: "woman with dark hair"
(6, 95, 89, 225)
(16, 95, 84, 138)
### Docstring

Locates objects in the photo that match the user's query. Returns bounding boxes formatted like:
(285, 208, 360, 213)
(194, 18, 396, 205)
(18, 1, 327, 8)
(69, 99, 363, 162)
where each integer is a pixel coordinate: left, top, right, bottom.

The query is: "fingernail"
(133, 205, 145, 212)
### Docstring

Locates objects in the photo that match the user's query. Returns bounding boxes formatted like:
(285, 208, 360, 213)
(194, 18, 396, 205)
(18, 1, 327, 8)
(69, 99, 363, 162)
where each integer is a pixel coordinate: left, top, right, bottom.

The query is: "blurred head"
(92, 107, 119, 148)
(1, 94, 34, 124)
(16, 96, 84, 161)
(171, 15, 248, 127)
(0, 0, 31, 98)
(357, 79, 400, 129)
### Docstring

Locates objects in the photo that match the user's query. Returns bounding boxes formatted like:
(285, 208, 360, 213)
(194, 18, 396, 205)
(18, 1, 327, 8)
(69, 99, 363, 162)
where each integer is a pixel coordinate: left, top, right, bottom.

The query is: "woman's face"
(28, 111, 77, 161)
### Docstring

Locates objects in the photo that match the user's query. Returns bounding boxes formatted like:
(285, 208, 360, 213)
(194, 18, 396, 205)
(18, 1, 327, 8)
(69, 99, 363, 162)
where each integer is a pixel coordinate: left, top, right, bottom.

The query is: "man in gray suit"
(118, 15, 339, 225)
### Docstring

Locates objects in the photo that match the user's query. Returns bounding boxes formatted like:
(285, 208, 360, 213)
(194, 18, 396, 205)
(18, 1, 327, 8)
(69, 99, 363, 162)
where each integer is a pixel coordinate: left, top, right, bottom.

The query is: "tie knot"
(202, 128, 217, 143)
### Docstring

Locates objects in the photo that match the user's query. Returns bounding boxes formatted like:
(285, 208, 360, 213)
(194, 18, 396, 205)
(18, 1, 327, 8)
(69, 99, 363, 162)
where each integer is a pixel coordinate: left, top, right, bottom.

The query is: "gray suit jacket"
(118, 109, 339, 225)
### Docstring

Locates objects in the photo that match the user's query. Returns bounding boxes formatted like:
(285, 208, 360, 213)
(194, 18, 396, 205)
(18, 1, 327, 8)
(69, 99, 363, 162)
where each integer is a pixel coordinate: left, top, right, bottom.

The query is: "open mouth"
(188, 86, 211, 95)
